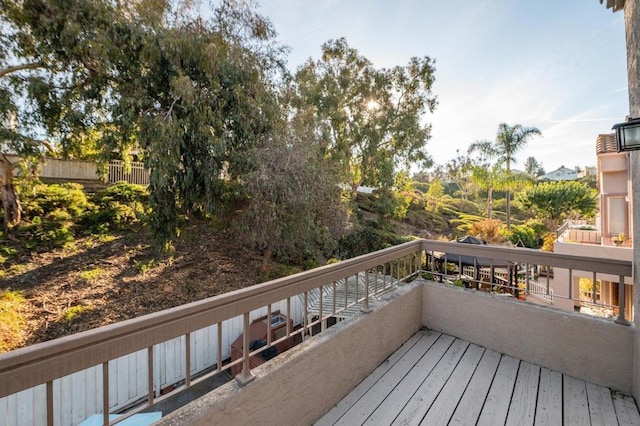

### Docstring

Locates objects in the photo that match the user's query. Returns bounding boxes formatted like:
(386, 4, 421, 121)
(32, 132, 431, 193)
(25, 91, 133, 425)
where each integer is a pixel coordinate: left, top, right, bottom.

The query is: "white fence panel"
(108, 160, 150, 185)
(55, 367, 102, 426)
(0, 385, 46, 426)
(0, 296, 305, 425)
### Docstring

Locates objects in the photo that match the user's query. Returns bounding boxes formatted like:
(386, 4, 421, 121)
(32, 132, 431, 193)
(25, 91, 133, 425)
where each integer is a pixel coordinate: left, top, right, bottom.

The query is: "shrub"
(470, 219, 505, 244)
(16, 182, 93, 249)
(85, 182, 150, 231)
(334, 228, 387, 259)
(258, 263, 303, 282)
(446, 198, 482, 216)
(524, 219, 549, 238)
(0, 290, 26, 353)
(21, 183, 91, 219)
(505, 224, 538, 248)
(541, 232, 556, 252)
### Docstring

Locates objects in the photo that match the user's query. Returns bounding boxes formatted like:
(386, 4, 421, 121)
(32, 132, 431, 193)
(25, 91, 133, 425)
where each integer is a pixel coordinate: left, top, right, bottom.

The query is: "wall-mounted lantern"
(613, 117, 640, 152)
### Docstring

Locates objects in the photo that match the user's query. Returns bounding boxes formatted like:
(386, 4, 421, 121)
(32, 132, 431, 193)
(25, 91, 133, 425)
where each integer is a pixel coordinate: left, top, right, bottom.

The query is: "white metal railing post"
(217, 322, 223, 372)
(147, 346, 154, 404)
(568, 269, 572, 300)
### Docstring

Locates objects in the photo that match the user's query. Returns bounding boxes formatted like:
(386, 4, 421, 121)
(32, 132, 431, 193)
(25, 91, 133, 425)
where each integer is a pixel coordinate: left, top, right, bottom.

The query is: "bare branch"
(0, 62, 45, 78)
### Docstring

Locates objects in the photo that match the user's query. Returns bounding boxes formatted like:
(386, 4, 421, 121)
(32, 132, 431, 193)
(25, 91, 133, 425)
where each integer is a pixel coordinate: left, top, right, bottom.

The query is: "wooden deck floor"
(316, 330, 640, 426)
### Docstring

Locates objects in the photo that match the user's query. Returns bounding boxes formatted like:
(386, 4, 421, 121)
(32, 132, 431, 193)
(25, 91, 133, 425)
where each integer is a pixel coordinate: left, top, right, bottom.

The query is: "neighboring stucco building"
(554, 133, 633, 319)
(578, 166, 597, 178)
(538, 165, 578, 181)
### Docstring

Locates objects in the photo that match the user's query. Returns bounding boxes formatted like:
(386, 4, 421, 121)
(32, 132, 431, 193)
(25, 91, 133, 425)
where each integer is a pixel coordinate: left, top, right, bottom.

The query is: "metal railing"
(0, 241, 422, 426)
(107, 160, 149, 185)
(0, 239, 633, 426)
(420, 240, 632, 322)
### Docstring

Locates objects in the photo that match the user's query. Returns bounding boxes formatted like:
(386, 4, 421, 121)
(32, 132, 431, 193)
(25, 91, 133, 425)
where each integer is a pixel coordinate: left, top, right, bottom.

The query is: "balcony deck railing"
(107, 160, 149, 186)
(0, 240, 633, 426)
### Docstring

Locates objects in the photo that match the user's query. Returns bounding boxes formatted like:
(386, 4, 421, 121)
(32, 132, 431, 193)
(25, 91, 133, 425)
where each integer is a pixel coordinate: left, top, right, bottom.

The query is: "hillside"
(1, 222, 265, 349)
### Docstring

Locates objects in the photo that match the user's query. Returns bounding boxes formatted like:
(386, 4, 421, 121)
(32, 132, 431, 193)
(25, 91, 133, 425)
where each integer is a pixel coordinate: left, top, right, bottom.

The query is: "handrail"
(557, 220, 570, 237)
(420, 240, 631, 277)
(0, 237, 633, 422)
(0, 240, 422, 398)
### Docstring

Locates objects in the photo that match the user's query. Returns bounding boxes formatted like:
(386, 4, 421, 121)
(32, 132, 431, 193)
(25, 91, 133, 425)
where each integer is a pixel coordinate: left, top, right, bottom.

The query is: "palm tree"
(469, 123, 541, 228)
(469, 164, 507, 219)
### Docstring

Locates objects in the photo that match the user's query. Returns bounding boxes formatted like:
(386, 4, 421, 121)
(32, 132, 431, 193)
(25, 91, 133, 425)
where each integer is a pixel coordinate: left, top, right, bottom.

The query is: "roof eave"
(600, 0, 625, 12)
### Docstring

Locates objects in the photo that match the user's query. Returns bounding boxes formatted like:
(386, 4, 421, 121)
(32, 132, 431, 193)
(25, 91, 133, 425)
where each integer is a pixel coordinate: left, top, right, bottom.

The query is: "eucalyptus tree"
(443, 149, 474, 200)
(1, 0, 287, 240)
(0, 0, 131, 230)
(469, 123, 541, 228)
(524, 156, 545, 177)
(232, 101, 347, 265)
(294, 38, 437, 199)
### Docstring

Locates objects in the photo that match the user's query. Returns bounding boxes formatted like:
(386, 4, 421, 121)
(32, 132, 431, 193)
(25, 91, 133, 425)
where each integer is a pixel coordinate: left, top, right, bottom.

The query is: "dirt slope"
(2, 222, 264, 348)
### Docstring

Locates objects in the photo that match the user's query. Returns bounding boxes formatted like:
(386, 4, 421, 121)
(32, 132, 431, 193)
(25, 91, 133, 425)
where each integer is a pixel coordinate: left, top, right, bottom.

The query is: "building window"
(608, 196, 627, 236)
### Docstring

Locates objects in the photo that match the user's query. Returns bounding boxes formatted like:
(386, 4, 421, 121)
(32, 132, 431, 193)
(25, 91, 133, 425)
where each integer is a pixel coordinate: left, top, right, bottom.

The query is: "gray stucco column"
(625, 0, 640, 403)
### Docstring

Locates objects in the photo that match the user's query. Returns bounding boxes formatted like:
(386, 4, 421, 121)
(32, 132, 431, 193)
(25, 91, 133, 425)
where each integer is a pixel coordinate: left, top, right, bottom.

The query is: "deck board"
(315, 331, 640, 426)
(316, 331, 425, 426)
(476, 355, 520, 426)
(391, 338, 469, 425)
(564, 375, 590, 425)
(448, 349, 501, 425)
(586, 382, 618, 426)
(334, 331, 444, 425)
(613, 391, 640, 426)
(363, 334, 454, 425)
(534, 367, 562, 425)
(505, 361, 540, 426)
(419, 344, 484, 425)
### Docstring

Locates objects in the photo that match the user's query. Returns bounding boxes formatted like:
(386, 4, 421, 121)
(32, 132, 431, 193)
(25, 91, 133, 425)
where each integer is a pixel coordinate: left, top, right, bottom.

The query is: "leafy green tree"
(1, 0, 286, 240)
(431, 150, 474, 200)
(469, 123, 541, 228)
(515, 180, 597, 228)
(295, 38, 437, 199)
(468, 164, 507, 219)
(231, 108, 346, 265)
(1, 0, 124, 230)
(524, 156, 545, 177)
(424, 178, 445, 219)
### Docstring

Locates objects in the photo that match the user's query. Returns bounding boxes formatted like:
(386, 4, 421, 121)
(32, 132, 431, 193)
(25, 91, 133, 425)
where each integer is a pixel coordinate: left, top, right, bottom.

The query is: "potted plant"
(613, 232, 625, 246)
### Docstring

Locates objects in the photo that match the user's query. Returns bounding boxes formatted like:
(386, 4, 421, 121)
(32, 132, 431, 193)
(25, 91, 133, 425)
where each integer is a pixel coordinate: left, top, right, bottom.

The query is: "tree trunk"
(350, 181, 359, 201)
(0, 159, 21, 232)
(487, 187, 493, 219)
(506, 189, 511, 229)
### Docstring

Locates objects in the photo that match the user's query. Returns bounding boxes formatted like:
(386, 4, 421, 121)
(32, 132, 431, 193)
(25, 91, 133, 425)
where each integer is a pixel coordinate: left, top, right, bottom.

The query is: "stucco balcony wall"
(157, 282, 423, 426)
(422, 280, 635, 393)
(158, 280, 635, 425)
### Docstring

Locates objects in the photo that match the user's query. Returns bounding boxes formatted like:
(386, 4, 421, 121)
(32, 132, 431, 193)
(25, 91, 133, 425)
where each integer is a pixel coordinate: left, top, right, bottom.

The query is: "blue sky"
(257, 1, 628, 172)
